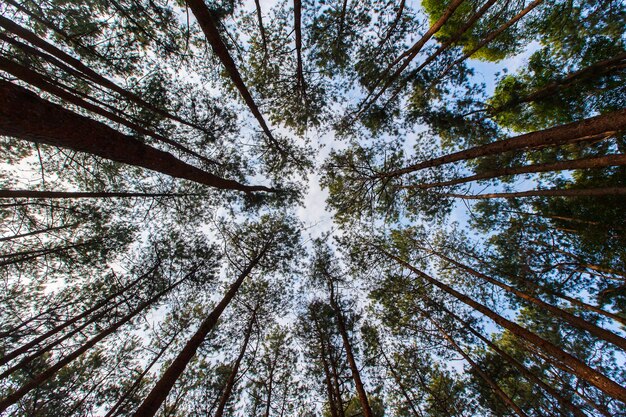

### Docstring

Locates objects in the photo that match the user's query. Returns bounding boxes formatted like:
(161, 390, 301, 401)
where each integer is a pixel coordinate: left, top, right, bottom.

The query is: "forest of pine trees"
(0, 0, 625, 415)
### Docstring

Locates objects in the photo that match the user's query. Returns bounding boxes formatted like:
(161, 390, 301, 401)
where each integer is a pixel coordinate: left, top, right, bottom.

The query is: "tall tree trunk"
(104, 333, 178, 417)
(442, 244, 626, 325)
(379, 348, 422, 417)
(313, 311, 341, 417)
(434, 300, 589, 417)
(336, 0, 349, 44)
(327, 340, 346, 417)
(426, 317, 529, 417)
(488, 53, 626, 116)
(0, 265, 195, 413)
(377, 0, 406, 48)
(405, 153, 626, 189)
(184, 0, 277, 145)
(214, 311, 256, 417)
(522, 342, 614, 417)
(131, 244, 269, 417)
(0, 15, 207, 133)
(0, 57, 218, 166)
(529, 240, 626, 280)
(381, 108, 626, 178)
(0, 190, 198, 199)
(329, 288, 374, 417)
(414, 0, 498, 75)
(416, 245, 626, 350)
(378, 0, 500, 116)
(294, 0, 307, 104)
(442, 186, 626, 199)
(0, 80, 274, 193)
(254, 0, 268, 59)
(0, 190, 200, 200)
(0, 295, 78, 338)
(0, 262, 159, 367)
(0, 240, 98, 267)
(438, 0, 544, 80)
(0, 222, 76, 242)
(378, 247, 626, 403)
(353, 0, 465, 121)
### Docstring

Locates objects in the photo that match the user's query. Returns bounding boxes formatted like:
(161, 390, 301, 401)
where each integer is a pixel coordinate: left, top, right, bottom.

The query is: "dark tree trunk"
(131, 244, 269, 417)
(377, 0, 406, 48)
(380, 348, 421, 417)
(382, 108, 626, 178)
(0, 190, 198, 199)
(214, 311, 256, 417)
(0, 57, 218, 166)
(294, 0, 307, 103)
(489, 53, 626, 116)
(185, 0, 277, 145)
(104, 334, 178, 417)
(442, 244, 626, 325)
(433, 300, 588, 417)
(0, 80, 274, 193)
(254, 0, 268, 58)
(438, 0, 544, 80)
(0, 263, 159, 368)
(427, 318, 529, 417)
(0, 15, 207, 133)
(0, 265, 195, 413)
(379, 247, 626, 403)
(442, 186, 626, 199)
(329, 288, 373, 417)
(0, 240, 97, 268)
(407, 153, 626, 189)
(313, 311, 341, 417)
(418, 245, 626, 350)
(0, 223, 76, 243)
(353, 0, 465, 121)
(413, 0, 498, 75)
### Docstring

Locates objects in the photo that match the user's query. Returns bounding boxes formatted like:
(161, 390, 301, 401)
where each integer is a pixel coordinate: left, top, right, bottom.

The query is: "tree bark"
(418, 245, 626, 350)
(377, 0, 406, 49)
(438, 0, 544, 80)
(185, 0, 276, 144)
(405, 153, 626, 189)
(433, 300, 588, 417)
(0, 223, 76, 242)
(380, 348, 422, 417)
(427, 317, 529, 417)
(313, 310, 341, 417)
(104, 334, 178, 417)
(353, 0, 466, 121)
(0, 265, 195, 413)
(0, 240, 97, 268)
(327, 339, 346, 417)
(0, 15, 207, 133)
(489, 53, 626, 116)
(413, 0, 499, 75)
(214, 311, 256, 417)
(0, 262, 159, 368)
(0, 80, 274, 193)
(379, 247, 626, 403)
(381, 108, 626, 178)
(0, 57, 218, 166)
(294, 0, 307, 103)
(0, 190, 198, 199)
(131, 244, 269, 417)
(329, 288, 374, 417)
(442, 186, 626, 199)
(254, 0, 268, 59)
(442, 244, 626, 326)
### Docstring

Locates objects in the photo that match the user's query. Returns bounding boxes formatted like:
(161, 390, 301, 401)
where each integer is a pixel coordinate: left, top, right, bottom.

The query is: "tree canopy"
(0, 0, 625, 416)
